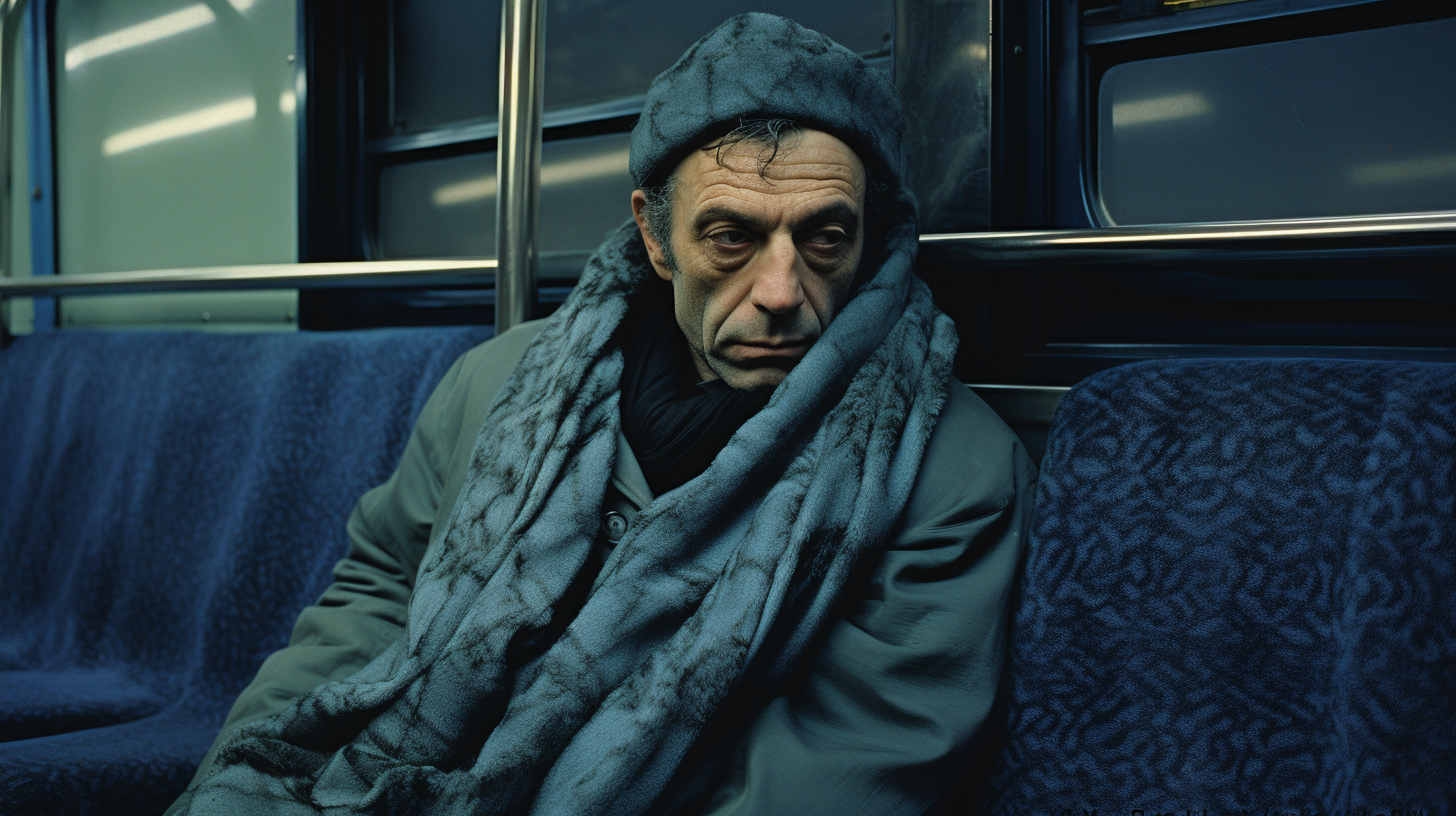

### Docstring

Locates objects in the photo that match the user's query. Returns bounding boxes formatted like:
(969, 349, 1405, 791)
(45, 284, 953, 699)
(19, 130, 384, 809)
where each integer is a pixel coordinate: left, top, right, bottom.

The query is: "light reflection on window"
(1348, 154, 1456, 186)
(434, 176, 497, 208)
(432, 148, 630, 208)
(1111, 92, 1212, 128)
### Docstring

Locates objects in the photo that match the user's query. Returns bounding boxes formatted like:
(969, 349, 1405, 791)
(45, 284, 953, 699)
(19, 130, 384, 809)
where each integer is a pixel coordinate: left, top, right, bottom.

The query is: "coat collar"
(611, 431, 655, 510)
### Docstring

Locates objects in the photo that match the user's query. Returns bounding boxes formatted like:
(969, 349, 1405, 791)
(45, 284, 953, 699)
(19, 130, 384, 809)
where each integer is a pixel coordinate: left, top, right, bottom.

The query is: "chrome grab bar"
(5, 210, 1452, 300)
(919, 212, 1456, 269)
(494, 0, 545, 336)
(0, 259, 496, 297)
(1, 0, 33, 287)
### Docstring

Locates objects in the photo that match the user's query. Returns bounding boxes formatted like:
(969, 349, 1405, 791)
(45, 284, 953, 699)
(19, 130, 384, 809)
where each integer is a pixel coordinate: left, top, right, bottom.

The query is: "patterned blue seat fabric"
(0, 327, 490, 816)
(987, 358, 1456, 814)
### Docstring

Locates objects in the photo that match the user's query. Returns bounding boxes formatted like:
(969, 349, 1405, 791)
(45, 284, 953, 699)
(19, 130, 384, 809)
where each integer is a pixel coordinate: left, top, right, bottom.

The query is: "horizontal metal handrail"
(923, 211, 1456, 247)
(0, 259, 496, 298)
(4, 211, 1455, 300)
(920, 212, 1456, 269)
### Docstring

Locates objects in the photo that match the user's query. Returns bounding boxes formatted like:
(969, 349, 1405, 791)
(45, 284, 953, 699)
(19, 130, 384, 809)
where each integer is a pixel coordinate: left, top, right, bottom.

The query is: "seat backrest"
(0, 327, 489, 710)
(986, 358, 1456, 813)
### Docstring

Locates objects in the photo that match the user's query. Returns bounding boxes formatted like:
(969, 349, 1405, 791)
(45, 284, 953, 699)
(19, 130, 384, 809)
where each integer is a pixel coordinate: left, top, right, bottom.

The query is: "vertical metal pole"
(495, 0, 544, 335)
(1, 0, 23, 281)
(26, 0, 57, 331)
(1, 0, 32, 346)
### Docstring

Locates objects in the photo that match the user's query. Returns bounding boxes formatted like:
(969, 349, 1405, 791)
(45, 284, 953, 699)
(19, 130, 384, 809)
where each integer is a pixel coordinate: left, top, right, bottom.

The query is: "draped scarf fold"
(184, 13, 957, 816)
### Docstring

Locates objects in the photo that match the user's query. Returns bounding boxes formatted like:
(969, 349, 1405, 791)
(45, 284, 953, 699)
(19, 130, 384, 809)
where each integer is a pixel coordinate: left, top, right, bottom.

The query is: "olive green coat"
(172, 320, 1036, 815)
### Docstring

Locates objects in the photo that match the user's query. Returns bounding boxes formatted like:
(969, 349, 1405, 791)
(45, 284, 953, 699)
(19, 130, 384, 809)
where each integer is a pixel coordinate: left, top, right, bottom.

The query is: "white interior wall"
(53, 0, 298, 329)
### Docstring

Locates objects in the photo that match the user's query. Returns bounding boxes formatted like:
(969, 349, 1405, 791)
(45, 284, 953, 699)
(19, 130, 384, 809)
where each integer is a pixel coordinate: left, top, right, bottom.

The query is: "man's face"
(632, 129, 866, 390)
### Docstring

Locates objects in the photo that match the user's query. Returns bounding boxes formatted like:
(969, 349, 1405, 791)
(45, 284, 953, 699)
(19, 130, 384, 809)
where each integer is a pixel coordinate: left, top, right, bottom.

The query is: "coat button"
(602, 511, 629, 545)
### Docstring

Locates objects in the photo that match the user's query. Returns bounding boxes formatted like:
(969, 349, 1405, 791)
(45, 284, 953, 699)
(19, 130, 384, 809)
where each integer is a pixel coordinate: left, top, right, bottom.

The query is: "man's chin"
(710, 360, 793, 391)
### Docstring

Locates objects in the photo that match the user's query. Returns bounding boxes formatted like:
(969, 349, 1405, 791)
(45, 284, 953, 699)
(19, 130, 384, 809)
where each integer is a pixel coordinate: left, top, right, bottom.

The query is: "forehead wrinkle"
(691, 186, 860, 235)
(706, 156, 861, 188)
(693, 163, 862, 206)
(696, 177, 859, 204)
(688, 133, 864, 188)
(674, 130, 868, 235)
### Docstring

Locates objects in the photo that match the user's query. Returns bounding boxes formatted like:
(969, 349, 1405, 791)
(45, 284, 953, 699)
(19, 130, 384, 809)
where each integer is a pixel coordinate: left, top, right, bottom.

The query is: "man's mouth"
(727, 339, 814, 361)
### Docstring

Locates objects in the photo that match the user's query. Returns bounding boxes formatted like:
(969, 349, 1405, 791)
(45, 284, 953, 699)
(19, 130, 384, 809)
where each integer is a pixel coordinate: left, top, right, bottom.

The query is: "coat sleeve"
(696, 383, 1037, 816)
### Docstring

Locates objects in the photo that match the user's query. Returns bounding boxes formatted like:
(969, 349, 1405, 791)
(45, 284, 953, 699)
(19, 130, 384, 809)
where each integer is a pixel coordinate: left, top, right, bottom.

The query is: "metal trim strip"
(919, 213, 1456, 269)
(1083, 0, 1379, 45)
(7, 211, 1452, 298)
(0, 260, 497, 297)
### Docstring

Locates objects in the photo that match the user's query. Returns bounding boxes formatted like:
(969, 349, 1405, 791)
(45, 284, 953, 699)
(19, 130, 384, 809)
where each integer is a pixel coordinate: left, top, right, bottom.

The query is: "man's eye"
(712, 230, 750, 246)
(805, 230, 848, 249)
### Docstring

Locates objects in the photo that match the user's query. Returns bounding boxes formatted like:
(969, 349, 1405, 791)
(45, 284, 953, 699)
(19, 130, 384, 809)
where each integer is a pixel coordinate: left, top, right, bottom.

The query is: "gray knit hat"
(629, 13, 903, 190)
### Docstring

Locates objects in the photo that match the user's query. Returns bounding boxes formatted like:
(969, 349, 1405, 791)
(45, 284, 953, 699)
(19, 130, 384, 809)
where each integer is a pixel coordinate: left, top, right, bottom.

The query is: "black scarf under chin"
(618, 279, 774, 496)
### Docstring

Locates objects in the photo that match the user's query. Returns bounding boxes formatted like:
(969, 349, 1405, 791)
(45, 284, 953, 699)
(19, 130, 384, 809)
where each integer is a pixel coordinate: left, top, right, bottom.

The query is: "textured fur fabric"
(185, 13, 956, 815)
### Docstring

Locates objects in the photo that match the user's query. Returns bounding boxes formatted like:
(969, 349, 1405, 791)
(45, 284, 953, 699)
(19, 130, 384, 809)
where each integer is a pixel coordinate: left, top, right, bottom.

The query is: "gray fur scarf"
(185, 207, 955, 815)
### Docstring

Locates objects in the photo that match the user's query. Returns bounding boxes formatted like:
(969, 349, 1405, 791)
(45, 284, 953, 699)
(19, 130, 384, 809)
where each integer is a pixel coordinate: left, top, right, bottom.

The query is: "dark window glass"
(543, 0, 891, 112)
(381, 1, 892, 262)
(391, 0, 502, 133)
(378, 132, 634, 264)
(389, 0, 891, 133)
(379, 151, 497, 257)
(1096, 17, 1456, 224)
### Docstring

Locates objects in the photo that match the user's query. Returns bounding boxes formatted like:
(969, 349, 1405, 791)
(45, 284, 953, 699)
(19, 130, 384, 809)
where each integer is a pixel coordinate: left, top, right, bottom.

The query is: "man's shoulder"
(424, 319, 553, 445)
(454, 318, 551, 380)
(904, 377, 1034, 525)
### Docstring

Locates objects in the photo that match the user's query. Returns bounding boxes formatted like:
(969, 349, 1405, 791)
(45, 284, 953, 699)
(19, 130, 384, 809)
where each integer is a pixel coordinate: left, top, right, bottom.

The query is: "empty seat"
(987, 358, 1456, 812)
(0, 326, 490, 815)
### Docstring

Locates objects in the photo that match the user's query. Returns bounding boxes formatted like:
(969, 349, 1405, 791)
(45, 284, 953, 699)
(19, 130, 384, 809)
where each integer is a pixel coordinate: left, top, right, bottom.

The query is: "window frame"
(1057, 0, 1456, 229)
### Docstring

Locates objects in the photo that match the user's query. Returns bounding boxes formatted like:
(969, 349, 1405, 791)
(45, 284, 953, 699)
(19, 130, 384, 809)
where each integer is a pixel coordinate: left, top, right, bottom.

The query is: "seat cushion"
(987, 358, 1456, 813)
(0, 326, 492, 814)
(0, 668, 165, 742)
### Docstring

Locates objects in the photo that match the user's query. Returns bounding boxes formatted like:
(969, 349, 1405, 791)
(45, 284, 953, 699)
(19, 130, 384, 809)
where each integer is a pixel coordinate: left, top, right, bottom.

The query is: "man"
(172, 13, 1034, 815)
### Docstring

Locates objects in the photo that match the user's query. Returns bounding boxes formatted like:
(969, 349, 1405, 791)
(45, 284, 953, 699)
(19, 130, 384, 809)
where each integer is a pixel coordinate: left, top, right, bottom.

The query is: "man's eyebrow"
(796, 201, 861, 234)
(691, 201, 862, 236)
(692, 206, 768, 236)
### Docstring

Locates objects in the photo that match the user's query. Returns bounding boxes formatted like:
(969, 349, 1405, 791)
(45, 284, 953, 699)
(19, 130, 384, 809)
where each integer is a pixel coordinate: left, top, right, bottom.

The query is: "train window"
(372, 0, 892, 270)
(50, 0, 299, 329)
(544, 1, 889, 112)
(1095, 16, 1456, 224)
(389, 0, 889, 134)
(380, 151, 497, 259)
(391, 0, 500, 134)
(896, 0, 992, 233)
(533, 134, 635, 265)
(379, 132, 632, 272)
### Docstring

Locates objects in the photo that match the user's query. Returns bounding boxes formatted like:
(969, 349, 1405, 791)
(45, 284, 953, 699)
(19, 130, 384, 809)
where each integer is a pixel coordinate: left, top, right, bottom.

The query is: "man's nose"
(750, 237, 806, 315)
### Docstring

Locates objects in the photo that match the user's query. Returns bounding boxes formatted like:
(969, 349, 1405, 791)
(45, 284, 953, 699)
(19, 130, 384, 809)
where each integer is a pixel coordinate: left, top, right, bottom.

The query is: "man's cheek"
(700, 295, 736, 346)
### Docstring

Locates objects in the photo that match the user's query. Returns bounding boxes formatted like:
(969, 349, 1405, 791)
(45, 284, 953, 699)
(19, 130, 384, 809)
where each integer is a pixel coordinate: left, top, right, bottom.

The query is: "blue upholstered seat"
(0, 327, 490, 815)
(7, 335, 1453, 813)
(986, 358, 1456, 813)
